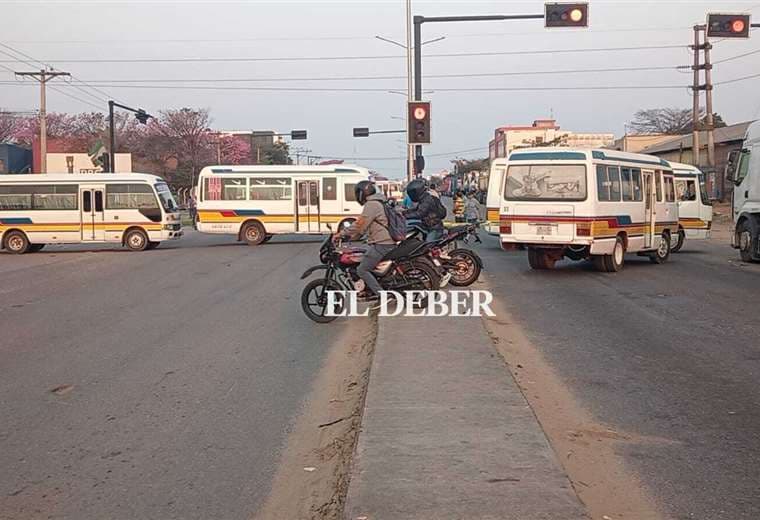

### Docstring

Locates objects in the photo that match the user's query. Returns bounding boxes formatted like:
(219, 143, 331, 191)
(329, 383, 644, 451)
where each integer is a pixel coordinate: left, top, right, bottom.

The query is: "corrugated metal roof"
(641, 121, 754, 154)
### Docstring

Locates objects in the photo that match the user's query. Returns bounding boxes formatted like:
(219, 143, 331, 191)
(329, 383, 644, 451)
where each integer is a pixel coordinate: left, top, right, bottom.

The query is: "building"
(0, 143, 32, 174)
(488, 119, 614, 160)
(640, 121, 753, 199)
(610, 134, 674, 153)
(45, 153, 132, 173)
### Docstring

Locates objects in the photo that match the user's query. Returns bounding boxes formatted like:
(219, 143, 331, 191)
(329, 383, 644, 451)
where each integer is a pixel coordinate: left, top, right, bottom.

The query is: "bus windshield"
(155, 182, 178, 212)
(698, 173, 711, 205)
(505, 164, 587, 201)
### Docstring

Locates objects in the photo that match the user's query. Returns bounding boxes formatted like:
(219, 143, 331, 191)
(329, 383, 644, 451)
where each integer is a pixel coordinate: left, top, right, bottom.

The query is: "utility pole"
(703, 32, 716, 176)
(691, 26, 702, 168)
(15, 70, 70, 173)
(406, 0, 414, 181)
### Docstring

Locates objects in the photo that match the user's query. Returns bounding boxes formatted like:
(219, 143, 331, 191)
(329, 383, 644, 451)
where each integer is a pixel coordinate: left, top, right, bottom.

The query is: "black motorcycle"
(300, 233, 442, 323)
(407, 223, 483, 287)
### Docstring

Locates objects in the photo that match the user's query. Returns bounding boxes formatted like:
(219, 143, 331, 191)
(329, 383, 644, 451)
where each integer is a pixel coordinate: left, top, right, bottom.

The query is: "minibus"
(0, 173, 182, 254)
(499, 148, 679, 272)
(195, 164, 369, 244)
(669, 161, 712, 252)
(484, 158, 507, 235)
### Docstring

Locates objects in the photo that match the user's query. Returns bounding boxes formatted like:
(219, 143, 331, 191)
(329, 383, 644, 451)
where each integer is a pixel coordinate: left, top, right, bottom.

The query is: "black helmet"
(354, 180, 376, 205)
(406, 178, 427, 202)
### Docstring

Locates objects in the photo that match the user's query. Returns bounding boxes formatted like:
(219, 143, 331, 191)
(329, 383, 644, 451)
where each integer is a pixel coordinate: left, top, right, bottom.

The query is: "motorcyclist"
(403, 178, 446, 241)
(339, 180, 396, 301)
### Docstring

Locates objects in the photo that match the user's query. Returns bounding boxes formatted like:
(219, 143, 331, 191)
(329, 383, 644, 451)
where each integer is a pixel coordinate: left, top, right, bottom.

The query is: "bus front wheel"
(125, 228, 149, 251)
(3, 230, 30, 254)
(242, 221, 266, 245)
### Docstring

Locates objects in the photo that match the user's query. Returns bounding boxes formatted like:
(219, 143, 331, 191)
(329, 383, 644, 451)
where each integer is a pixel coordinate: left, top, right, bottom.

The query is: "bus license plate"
(536, 225, 553, 235)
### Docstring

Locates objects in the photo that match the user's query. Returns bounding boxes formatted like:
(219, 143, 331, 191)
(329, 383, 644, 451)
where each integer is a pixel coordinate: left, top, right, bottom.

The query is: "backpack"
(431, 195, 447, 220)
(381, 202, 407, 241)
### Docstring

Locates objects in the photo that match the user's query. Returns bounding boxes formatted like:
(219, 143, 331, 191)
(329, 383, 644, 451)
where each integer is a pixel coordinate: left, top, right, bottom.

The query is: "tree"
(628, 107, 727, 135)
(451, 157, 489, 175)
(152, 108, 212, 185)
(264, 141, 292, 165)
(0, 112, 19, 143)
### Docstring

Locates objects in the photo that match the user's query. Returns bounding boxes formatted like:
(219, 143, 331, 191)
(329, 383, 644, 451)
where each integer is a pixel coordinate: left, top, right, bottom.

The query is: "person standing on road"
(339, 181, 396, 302)
(188, 192, 198, 229)
(464, 191, 481, 224)
(403, 178, 446, 242)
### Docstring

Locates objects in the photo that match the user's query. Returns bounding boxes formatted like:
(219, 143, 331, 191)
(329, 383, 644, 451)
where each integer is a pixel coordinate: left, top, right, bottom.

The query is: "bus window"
(655, 171, 663, 202)
(698, 173, 711, 203)
(505, 164, 586, 201)
(322, 178, 337, 200)
(345, 183, 357, 202)
(664, 176, 676, 202)
(676, 179, 697, 201)
(107, 184, 159, 209)
(222, 178, 247, 201)
(0, 184, 77, 210)
(596, 166, 621, 202)
(309, 182, 319, 205)
(621, 168, 633, 201)
(632, 169, 643, 201)
(249, 178, 292, 201)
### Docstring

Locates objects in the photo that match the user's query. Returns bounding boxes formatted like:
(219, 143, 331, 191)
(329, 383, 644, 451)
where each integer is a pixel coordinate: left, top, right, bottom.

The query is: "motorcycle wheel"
(448, 249, 482, 287)
(400, 258, 441, 308)
(301, 278, 344, 323)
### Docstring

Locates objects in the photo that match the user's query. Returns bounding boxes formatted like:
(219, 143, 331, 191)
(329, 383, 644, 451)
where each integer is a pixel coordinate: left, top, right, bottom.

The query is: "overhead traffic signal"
(353, 127, 370, 138)
(290, 130, 308, 140)
(408, 101, 431, 145)
(134, 109, 151, 124)
(706, 13, 751, 38)
(545, 3, 588, 28)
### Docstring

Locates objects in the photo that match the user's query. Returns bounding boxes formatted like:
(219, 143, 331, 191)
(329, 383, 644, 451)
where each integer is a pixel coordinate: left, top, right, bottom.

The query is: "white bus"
(484, 158, 507, 235)
(375, 179, 404, 201)
(668, 161, 712, 252)
(0, 173, 182, 254)
(498, 148, 679, 272)
(195, 164, 369, 244)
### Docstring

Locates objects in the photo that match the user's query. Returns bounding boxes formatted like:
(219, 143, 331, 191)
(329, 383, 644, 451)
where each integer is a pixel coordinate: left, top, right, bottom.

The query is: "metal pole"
(39, 70, 47, 174)
(703, 34, 717, 197)
(406, 0, 414, 182)
(413, 16, 423, 175)
(108, 100, 115, 173)
(692, 26, 701, 167)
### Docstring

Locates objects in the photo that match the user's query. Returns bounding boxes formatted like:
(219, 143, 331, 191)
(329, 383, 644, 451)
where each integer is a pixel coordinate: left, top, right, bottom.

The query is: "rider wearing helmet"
(403, 178, 446, 241)
(340, 180, 397, 300)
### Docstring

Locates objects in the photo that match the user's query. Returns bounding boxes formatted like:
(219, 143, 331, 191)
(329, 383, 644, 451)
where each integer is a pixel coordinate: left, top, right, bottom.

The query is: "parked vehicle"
(498, 148, 679, 272)
(195, 164, 369, 244)
(484, 158, 507, 235)
(300, 232, 441, 323)
(668, 161, 713, 252)
(408, 222, 483, 286)
(726, 120, 760, 262)
(0, 173, 182, 253)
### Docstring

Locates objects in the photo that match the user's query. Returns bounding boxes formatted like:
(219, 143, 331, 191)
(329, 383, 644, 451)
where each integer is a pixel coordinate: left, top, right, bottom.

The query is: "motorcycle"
(407, 222, 484, 287)
(300, 231, 443, 323)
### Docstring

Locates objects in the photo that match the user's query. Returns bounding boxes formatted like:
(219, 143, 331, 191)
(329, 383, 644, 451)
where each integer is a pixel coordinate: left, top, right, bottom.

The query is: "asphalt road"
(0, 231, 366, 520)
(477, 232, 760, 520)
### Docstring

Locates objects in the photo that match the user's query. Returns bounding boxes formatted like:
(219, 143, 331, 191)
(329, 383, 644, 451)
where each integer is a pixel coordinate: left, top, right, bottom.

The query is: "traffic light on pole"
(407, 101, 431, 145)
(545, 3, 588, 28)
(706, 13, 751, 38)
(135, 109, 150, 124)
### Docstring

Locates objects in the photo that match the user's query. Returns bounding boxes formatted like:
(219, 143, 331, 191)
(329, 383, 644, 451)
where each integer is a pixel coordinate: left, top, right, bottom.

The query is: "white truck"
(727, 120, 760, 262)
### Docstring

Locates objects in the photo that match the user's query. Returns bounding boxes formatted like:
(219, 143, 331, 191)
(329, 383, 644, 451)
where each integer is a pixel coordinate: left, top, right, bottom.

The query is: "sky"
(1, 0, 759, 179)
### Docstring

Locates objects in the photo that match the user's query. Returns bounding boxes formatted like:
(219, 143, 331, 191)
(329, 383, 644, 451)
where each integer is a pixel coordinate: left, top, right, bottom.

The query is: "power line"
(715, 72, 760, 86)
(36, 65, 686, 85)
(307, 146, 488, 162)
(0, 44, 688, 64)
(713, 48, 760, 64)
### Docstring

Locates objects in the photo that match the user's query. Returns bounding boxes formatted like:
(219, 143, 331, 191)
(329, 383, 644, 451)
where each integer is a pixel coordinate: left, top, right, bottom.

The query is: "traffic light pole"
(412, 13, 544, 175)
(108, 100, 152, 173)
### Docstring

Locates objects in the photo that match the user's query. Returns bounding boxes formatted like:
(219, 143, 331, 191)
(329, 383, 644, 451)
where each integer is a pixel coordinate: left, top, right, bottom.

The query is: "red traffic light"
(545, 3, 589, 28)
(707, 13, 751, 38)
(407, 101, 431, 145)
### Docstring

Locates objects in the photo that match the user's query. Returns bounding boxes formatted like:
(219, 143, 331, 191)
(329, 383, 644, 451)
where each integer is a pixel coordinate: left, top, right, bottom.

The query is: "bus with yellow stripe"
(195, 165, 369, 244)
(668, 161, 712, 252)
(498, 148, 679, 272)
(0, 173, 182, 254)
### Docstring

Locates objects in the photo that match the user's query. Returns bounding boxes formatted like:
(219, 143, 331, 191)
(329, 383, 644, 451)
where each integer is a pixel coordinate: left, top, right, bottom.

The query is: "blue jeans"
(357, 243, 395, 295)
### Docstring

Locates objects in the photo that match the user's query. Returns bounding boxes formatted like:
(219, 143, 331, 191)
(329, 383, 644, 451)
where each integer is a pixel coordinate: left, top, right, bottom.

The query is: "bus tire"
(242, 220, 266, 245)
(124, 228, 149, 251)
(29, 244, 45, 253)
(3, 230, 30, 254)
(527, 248, 554, 270)
(591, 255, 607, 272)
(737, 219, 759, 262)
(671, 229, 685, 253)
(649, 231, 671, 264)
(146, 241, 160, 250)
(602, 236, 625, 272)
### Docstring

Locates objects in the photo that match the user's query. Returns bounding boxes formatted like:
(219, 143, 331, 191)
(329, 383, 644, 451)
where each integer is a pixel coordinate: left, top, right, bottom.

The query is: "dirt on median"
(252, 316, 377, 520)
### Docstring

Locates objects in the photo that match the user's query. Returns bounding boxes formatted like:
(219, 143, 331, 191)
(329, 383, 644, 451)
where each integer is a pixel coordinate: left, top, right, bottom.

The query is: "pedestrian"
(453, 191, 465, 223)
(188, 191, 198, 229)
(464, 191, 480, 224)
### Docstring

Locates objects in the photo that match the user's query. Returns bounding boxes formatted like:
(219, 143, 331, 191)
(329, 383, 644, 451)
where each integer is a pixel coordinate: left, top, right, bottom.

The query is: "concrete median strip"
(344, 299, 588, 518)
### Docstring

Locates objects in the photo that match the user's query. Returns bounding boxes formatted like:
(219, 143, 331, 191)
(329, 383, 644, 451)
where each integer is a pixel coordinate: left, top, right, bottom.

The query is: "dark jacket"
(404, 191, 444, 230)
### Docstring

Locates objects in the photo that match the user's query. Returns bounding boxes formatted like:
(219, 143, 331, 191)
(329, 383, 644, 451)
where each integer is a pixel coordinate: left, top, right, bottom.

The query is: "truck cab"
(727, 120, 760, 262)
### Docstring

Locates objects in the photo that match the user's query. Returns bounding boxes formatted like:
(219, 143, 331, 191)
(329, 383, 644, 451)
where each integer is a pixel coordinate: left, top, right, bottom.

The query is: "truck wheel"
(737, 220, 759, 262)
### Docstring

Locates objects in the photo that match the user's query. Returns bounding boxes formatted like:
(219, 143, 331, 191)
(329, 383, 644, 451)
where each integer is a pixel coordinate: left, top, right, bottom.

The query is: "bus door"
(642, 171, 655, 248)
(296, 180, 320, 232)
(80, 185, 105, 241)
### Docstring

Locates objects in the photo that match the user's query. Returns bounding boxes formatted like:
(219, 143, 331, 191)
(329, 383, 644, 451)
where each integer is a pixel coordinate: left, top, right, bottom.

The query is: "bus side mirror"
(725, 150, 740, 184)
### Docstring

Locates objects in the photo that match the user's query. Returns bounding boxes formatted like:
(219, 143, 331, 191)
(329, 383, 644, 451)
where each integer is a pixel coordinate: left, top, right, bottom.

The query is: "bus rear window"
(505, 164, 586, 201)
